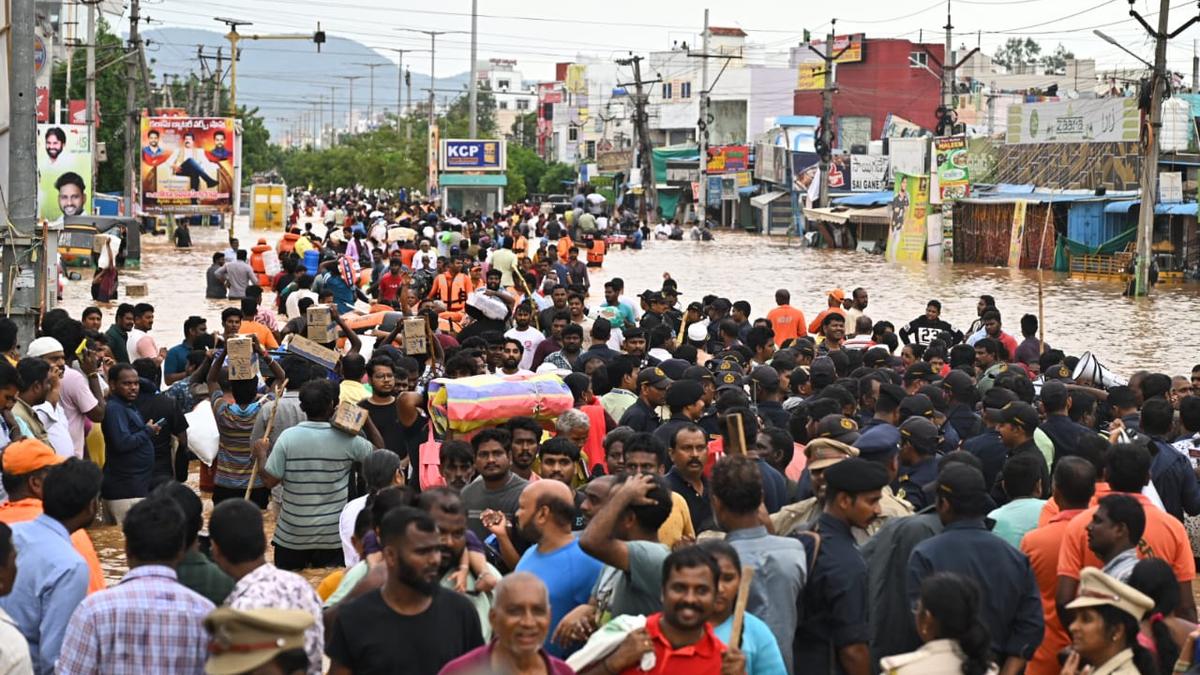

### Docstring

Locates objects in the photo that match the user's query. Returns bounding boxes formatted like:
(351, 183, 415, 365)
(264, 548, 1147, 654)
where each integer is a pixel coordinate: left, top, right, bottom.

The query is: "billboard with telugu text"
(140, 116, 237, 213)
(37, 124, 93, 221)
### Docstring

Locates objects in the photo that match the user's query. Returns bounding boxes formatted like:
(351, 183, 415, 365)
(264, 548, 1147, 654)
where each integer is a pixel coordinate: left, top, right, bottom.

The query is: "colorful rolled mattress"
(428, 372, 574, 435)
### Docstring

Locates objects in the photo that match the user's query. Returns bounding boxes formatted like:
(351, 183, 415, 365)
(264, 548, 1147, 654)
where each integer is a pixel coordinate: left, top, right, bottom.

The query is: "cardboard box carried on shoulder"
(125, 283, 148, 297)
(306, 306, 336, 342)
(282, 334, 341, 371)
(331, 401, 368, 435)
(402, 318, 429, 355)
(225, 336, 258, 380)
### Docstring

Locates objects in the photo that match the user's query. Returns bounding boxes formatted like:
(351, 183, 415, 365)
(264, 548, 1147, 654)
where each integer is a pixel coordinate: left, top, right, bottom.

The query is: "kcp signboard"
(439, 139, 507, 172)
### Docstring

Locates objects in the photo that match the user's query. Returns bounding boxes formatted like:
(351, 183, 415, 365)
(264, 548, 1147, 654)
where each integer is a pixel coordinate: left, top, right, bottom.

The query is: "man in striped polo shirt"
(255, 379, 383, 571)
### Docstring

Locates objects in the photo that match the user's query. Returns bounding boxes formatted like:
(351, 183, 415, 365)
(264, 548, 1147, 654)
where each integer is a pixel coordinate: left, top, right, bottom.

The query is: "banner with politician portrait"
(140, 116, 237, 212)
(36, 124, 93, 221)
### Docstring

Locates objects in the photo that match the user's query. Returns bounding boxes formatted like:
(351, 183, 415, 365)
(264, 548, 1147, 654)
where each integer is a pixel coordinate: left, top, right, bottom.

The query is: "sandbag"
(428, 373, 574, 435)
(185, 402, 220, 466)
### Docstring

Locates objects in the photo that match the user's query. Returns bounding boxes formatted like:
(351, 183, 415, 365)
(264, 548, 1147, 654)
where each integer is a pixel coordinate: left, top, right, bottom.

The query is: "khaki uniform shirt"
(772, 486, 913, 543)
(880, 638, 998, 675)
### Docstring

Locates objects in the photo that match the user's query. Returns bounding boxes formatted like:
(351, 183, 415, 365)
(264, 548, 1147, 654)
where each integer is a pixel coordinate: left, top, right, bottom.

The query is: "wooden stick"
(725, 412, 746, 455)
(1036, 206, 1052, 354)
(245, 378, 288, 499)
(729, 566, 755, 648)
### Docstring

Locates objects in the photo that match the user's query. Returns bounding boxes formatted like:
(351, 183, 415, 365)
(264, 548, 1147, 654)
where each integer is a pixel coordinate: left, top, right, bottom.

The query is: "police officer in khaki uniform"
(1059, 568, 1155, 675)
(204, 607, 314, 675)
(770, 439, 857, 536)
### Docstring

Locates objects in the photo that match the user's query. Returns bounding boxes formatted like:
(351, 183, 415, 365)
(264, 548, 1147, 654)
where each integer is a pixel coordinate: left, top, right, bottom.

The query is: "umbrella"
(369, 210, 384, 218)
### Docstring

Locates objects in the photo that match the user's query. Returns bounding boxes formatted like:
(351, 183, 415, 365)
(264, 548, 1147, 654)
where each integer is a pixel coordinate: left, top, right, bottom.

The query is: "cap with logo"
(682, 365, 715, 383)
(816, 414, 861, 445)
(637, 367, 672, 389)
(942, 370, 976, 399)
(715, 371, 746, 391)
(985, 401, 1040, 434)
(805, 438, 859, 471)
(899, 416, 940, 454)
(935, 463, 994, 513)
(904, 361, 937, 384)
(658, 358, 690, 381)
(665, 380, 706, 409)
(204, 607, 314, 675)
(899, 394, 935, 420)
(981, 386, 1019, 410)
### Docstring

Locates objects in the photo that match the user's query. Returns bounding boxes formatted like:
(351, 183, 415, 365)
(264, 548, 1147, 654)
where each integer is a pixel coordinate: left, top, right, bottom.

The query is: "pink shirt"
(59, 367, 99, 457)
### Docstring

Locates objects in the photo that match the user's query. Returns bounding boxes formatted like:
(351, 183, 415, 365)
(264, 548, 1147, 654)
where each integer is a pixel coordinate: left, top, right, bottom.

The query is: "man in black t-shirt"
(132, 358, 190, 483)
(898, 299, 960, 346)
(326, 507, 483, 674)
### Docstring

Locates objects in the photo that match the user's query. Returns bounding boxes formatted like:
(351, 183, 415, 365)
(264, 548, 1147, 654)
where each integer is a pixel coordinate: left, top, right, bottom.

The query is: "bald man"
(512, 481, 603, 658)
(440, 573, 575, 674)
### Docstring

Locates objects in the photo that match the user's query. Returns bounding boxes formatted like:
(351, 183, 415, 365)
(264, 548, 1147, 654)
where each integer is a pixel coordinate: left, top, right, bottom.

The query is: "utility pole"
(384, 49, 424, 125)
(468, 0, 479, 137)
(923, 4, 978, 136)
(85, 0, 98, 202)
(1128, 0, 1198, 295)
(125, 0, 141, 217)
(340, 75, 363, 135)
(213, 47, 223, 117)
(698, 10, 710, 222)
(316, 96, 324, 148)
(4, 0, 43, 342)
(406, 69, 413, 139)
(329, 85, 337, 146)
(616, 54, 661, 224)
(354, 62, 385, 126)
(397, 28, 466, 197)
(1193, 39, 1198, 92)
(818, 21, 837, 209)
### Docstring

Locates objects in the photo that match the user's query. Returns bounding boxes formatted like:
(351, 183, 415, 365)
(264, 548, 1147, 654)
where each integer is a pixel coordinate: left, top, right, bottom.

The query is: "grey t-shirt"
(461, 473, 528, 540)
(219, 260, 258, 299)
(607, 540, 670, 618)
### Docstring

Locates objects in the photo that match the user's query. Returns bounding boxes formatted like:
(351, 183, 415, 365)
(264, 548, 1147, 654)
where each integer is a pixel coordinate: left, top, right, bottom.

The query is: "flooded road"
(57, 219, 1199, 583)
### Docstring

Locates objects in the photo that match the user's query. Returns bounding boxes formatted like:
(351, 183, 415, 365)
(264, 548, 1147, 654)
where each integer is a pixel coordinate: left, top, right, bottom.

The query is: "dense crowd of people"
(1, 187, 1200, 675)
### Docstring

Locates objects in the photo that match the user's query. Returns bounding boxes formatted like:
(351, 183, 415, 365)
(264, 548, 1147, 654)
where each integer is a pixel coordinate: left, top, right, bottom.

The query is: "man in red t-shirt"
(584, 547, 741, 675)
(375, 257, 407, 305)
(765, 289, 806, 347)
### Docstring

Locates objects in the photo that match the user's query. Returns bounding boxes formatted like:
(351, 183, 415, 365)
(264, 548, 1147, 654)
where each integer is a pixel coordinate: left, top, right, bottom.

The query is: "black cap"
(686, 301, 704, 313)
(623, 327, 646, 340)
(715, 371, 746, 390)
(750, 366, 781, 392)
(981, 386, 1019, 410)
(817, 414, 861, 445)
(661, 285, 680, 296)
(811, 356, 837, 387)
(665, 379, 706, 409)
(823, 457, 890, 493)
(1108, 385, 1137, 409)
(904, 361, 936, 384)
(899, 416, 940, 454)
(863, 347, 891, 368)
(659, 358, 690, 381)
(637, 366, 672, 389)
(899, 394, 935, 420)
(682, 365, 715, 383)
(985, 401, 1040, 433)
(853, 425, 901, 461)
(1044, 363, 1074, 381)
(935, 463, 994, 513)
(712, 359, 741, 374)
(639, 290, 664, 303)
(942, 370, 975, 398)
(877, 383, 907, 410)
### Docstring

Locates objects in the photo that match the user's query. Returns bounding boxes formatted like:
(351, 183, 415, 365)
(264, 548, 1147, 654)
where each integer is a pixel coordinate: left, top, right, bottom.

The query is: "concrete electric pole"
(616, 54, 662, 224)
(468, 0, 479, 138)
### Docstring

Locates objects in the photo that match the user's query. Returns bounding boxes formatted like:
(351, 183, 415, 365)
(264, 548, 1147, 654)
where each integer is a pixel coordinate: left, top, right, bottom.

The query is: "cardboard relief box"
(306, 305, 337, 342)
(402, 318, 429, 355)
(331, 401, 368, 435)
(226, 335, 258, 380)
(282, 334, 341, 372)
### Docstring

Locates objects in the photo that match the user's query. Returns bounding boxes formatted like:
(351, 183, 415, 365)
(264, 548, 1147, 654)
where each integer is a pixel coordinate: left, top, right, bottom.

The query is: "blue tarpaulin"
(1103, 200, 1197, 215)
(832, 191, 893, 207)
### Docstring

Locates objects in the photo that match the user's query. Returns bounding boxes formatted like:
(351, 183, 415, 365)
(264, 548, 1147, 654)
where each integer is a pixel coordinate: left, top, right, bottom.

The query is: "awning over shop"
(751, 191, 787, 208)
(832, 191, 894, 207)
(1103, 200, 1197, 215)
(804, 206, 892, 225)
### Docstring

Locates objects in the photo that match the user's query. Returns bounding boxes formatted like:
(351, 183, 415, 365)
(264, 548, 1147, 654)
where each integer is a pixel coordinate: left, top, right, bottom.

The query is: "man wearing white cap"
(27, 335, 105, 459)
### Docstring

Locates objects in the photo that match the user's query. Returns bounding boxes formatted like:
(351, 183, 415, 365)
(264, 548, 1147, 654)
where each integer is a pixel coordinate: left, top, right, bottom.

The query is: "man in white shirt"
(412, 240, 438, 272)
(504, 304, 544, 372)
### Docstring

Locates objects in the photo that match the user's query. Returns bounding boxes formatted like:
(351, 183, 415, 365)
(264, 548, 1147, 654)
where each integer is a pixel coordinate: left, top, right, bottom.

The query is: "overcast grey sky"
(144, 0, 1198, 82)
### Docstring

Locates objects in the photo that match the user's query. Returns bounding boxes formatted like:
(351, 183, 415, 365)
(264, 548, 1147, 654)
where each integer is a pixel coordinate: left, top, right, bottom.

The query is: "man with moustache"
(461, 428, 528, 541)
(326, 507, 483, 674)
(419, 488, 502, 640)
(665, 424, 714, 532)
(513, 480, 602, 658)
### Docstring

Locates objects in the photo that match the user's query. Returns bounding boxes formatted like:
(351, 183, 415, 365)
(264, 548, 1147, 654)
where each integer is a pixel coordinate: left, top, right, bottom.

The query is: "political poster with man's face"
(140, 116, 237, 213)
(36, 124, 93, 221)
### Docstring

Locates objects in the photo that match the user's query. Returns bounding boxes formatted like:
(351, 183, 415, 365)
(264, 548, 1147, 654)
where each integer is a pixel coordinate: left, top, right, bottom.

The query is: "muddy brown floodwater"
(59, 218, 1200, 583)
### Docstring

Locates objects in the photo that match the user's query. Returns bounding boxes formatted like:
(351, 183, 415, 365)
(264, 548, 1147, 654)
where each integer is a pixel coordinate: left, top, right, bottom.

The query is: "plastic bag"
(185, 403, 220, 466)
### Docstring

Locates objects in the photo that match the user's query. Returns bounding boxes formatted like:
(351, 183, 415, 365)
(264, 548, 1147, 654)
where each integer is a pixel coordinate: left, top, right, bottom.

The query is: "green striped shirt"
(265, 421, 373, 550)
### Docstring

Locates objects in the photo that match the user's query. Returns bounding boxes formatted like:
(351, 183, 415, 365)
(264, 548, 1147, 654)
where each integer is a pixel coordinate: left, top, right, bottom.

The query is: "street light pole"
(353, 62, 386, 126)
(340, 75, 364, 135)
(468, 0, 479, 137)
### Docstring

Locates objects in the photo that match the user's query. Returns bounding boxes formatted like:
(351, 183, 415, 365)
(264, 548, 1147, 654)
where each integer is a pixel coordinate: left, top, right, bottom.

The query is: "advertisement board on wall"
(933, 136, 970, 261)
(850, 155, 889, 191)
(886, 172, 929, 263)
(1005, 98, 1139, 144)
(706, 145, 749, 173)
(754, 144, 788, 185)
(140, 116, 237, 212)
(37, 124, 93, 221)
(439, 139, 506, 172)
(793, 152, 851, 193)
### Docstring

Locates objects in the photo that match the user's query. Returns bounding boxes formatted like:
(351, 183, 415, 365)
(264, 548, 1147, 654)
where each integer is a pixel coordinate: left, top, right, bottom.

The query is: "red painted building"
(793, 39, 945, 143)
